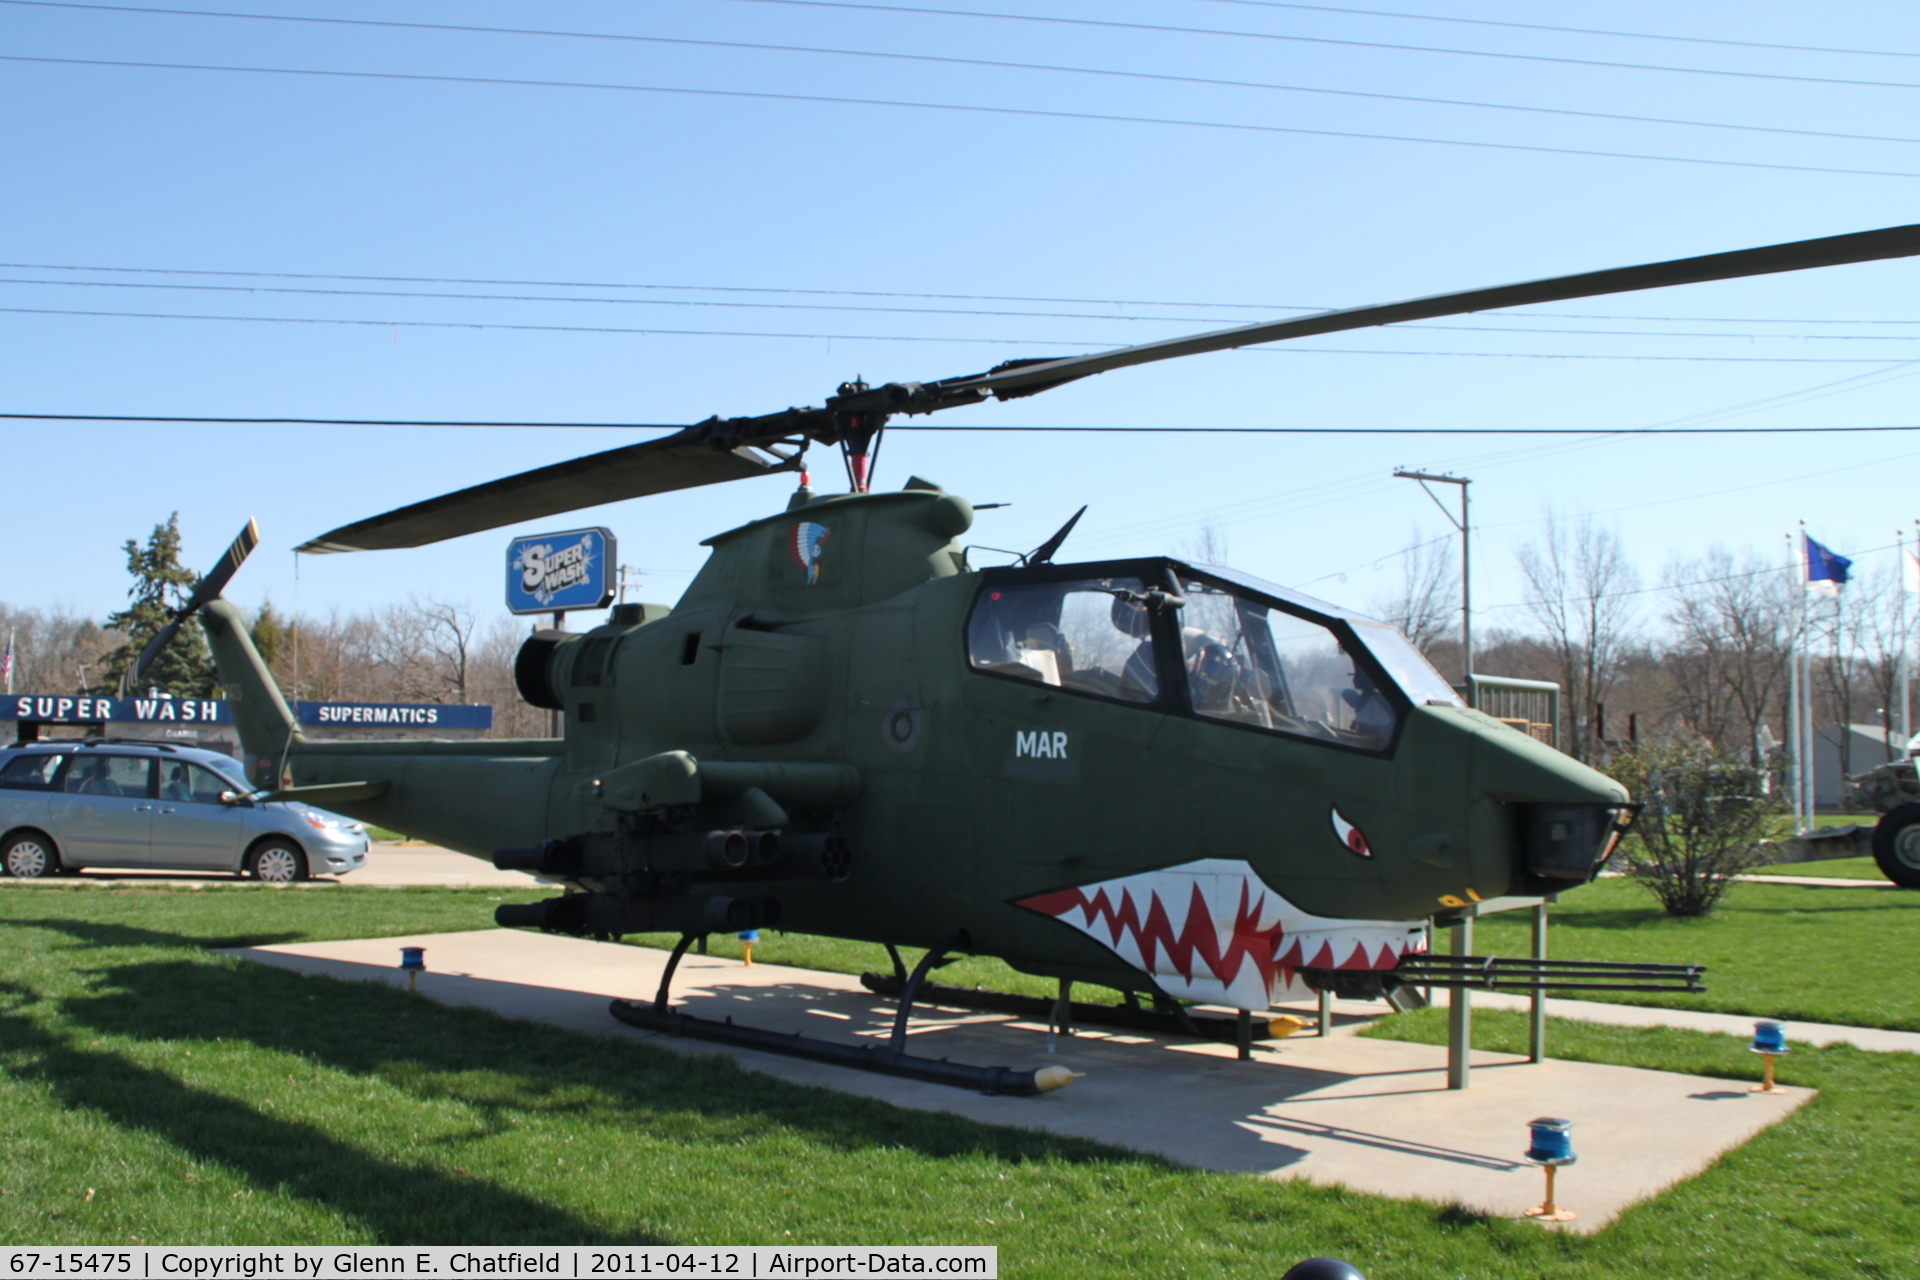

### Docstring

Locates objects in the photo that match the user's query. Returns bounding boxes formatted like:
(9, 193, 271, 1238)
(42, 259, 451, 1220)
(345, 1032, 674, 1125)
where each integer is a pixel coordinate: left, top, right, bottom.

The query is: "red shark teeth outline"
(1016, 859, 1425, 1010)
(1019, 879, 1288, 997)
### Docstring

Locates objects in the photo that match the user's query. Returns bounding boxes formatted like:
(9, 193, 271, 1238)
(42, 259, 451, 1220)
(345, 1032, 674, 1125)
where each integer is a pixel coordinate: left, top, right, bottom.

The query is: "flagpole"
(1787, 532, 1802, 833)
(1899, 527, 1910, 750)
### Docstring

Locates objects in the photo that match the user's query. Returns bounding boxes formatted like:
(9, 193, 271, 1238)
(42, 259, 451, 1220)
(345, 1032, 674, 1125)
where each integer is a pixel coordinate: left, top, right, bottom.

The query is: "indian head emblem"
(788, 521, 831, 584)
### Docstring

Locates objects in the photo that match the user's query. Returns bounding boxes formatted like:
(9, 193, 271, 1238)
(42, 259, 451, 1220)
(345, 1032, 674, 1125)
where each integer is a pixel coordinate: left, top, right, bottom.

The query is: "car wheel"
(3, 832, 60, 879)
(248, 839, 307, 884)
(1872, 803, 1920, 889)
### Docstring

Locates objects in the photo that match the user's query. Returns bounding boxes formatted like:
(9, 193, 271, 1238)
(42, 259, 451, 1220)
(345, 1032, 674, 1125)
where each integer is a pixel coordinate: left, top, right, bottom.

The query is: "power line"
(727, 0, 1920, 93)
(890, 427, 1920, 437)
(6, 412, 1918, 433)
(7, 1, 1915, 150)
(9, 275, 1920, 342)
(9, 304, 1920, 362)
(9, 260, 1920, 327)
(6, 54, 1915, 181)
(1197, 0, 1920, 63)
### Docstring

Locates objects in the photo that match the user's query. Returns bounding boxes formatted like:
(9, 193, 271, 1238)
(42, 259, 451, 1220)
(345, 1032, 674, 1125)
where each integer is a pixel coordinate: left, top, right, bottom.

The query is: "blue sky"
(5, 0, 1920, 636)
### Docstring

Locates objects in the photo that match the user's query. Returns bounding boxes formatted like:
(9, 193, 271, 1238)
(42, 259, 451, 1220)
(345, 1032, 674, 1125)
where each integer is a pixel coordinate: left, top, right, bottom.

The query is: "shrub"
(1608, 739, 1788, 917)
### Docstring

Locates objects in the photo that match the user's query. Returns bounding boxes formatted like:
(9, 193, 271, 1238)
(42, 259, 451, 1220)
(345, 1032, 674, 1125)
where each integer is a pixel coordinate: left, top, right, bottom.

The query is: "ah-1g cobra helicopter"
(138, 223, 1920, 1095)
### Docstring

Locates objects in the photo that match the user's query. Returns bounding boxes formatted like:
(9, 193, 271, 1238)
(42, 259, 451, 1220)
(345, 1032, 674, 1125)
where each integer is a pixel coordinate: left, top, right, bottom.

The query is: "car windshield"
(1178, 579, 1398, 750)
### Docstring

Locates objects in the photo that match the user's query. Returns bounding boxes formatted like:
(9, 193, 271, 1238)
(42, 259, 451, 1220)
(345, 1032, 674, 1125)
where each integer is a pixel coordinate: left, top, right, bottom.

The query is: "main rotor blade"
(296, 431, 795, 553)
(954, 222, 1920, 399)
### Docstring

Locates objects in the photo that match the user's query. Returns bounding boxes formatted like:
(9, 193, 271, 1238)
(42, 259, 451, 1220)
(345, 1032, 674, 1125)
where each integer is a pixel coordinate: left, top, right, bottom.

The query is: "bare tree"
(1516, 512, 1639, 763)
(1182, 521, 1231, 567)
(1662, 546, 1799, 768)
(1849, 560, 1914, 763)
(0, 604, 122, 695)
(1368, 530, 1459, 657)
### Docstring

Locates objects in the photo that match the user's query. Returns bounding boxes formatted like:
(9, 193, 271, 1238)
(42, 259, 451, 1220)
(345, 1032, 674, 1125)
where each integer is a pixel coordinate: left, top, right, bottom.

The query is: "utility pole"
(617, 564, 644, 605)
(1394, 470, 1473, 698)
(549, 609, 565, 740)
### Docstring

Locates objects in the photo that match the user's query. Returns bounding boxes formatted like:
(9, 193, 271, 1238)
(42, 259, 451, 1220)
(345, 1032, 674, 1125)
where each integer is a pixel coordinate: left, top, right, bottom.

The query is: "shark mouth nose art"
(1016, 859, 1426, 1011)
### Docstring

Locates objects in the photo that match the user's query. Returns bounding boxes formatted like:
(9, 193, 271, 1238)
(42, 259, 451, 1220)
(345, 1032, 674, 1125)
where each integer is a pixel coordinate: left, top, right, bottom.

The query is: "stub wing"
(1017, 858, 1427, 1011)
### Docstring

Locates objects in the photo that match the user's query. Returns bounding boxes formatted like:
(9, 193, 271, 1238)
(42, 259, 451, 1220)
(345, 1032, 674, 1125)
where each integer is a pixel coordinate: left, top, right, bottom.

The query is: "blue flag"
(1802, 532, 1852, 595)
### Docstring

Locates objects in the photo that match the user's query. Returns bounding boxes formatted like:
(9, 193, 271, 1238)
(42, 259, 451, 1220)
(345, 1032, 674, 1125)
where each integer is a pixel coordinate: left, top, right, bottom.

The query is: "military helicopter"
(141, 224, 1920, 1095)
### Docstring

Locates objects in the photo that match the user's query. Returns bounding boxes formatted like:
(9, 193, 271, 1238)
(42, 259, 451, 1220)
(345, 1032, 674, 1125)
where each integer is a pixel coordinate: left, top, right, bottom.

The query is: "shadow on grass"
(0, 912, 306, 952)
(52, 942, 1154, 1170)
(0, 982, 659, 1245)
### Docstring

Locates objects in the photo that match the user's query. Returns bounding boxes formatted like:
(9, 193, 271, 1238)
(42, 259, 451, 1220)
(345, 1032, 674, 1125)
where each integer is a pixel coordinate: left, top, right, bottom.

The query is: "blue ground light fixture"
(1522, 1118, 1577, 1224)
(400, 946, 426, 991)
(507, 528, 616, 616)
(1751, 1020, 1789, 1093)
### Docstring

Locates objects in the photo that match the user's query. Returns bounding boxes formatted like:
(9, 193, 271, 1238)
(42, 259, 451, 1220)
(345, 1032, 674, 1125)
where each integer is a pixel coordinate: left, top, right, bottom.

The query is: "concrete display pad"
(231, 930, 1812, 1232)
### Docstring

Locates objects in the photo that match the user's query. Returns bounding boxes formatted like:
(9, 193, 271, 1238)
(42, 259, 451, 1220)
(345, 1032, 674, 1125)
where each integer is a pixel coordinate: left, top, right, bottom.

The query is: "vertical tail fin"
(200, 599, 302, 788)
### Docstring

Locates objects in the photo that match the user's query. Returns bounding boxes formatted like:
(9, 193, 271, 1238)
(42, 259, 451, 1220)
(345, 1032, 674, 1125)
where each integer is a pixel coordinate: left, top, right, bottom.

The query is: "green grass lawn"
(1810, 813, 1880, 828)
(1759, 855, 1889, 881)
(1472, 877, 1920, 1031)
(2, 885, 1918, 1277)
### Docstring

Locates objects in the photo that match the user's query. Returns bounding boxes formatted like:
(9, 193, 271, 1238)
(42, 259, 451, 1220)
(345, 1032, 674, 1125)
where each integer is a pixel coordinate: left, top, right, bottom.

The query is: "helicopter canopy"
(966, 561, 1459, 754)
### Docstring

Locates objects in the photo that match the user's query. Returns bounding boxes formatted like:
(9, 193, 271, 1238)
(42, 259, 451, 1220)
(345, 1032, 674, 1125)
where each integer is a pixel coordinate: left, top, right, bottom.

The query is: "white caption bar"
(0, 1250, 995, 1280)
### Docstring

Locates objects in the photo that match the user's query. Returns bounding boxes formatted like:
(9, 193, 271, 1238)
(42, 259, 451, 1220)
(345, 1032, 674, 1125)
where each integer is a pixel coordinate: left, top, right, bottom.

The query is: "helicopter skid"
(856, 972, 1280, 1044)
(608, 999, 1060, 1096)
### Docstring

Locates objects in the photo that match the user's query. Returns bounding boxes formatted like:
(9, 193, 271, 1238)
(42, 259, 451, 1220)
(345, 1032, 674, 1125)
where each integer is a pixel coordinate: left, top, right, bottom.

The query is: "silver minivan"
(0, 740, 369, 882)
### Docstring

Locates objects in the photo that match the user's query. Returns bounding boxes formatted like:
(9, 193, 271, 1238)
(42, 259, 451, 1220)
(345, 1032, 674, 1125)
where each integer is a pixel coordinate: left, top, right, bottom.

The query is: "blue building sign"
(297, 701, 492, 731)
(4, 695, 230, 725)
(3, 695, 491, 731)
(507, 527, 616, 615)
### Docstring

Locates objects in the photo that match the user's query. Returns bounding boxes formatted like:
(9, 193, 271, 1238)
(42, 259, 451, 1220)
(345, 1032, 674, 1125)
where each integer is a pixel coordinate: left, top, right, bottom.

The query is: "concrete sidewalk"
(232, 929, 1814, 1232)
(351, 843, 543, 888)
(1739, 873, 1900, 888)
(0, 843, 542, 889)
(1470, 991, 1920, 1055)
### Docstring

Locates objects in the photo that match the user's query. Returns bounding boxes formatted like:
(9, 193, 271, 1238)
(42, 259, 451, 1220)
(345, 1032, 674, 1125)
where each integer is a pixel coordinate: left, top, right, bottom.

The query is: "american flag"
(1, 629, 13, 694)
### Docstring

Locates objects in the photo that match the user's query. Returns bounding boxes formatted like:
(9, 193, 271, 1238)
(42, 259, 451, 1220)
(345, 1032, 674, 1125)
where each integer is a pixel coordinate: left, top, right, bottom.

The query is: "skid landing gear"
(610, 933, 1077, 1096)
(858, 970, 1287, 1046)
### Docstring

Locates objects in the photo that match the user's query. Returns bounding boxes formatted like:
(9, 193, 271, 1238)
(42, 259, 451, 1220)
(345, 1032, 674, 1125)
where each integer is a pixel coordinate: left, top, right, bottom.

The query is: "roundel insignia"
(1330, 805, 1371, 858)
(883, 701, 922, 753)
(787, 521, 832, 584)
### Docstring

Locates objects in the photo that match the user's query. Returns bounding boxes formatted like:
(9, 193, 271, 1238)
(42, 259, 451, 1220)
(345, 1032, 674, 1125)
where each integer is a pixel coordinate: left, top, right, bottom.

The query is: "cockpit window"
(968, 578, 1159, 703)
(1353, 622, 1464, 707)
(1179, 579, 1397, 749)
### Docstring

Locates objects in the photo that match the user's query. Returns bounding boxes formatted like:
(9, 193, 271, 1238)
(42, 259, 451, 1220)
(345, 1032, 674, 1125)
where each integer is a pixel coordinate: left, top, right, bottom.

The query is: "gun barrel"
(1390, 954, 1707, 993)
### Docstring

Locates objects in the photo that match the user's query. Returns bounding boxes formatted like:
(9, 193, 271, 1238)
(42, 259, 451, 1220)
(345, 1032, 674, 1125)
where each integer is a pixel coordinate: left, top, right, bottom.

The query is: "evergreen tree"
(251, 598, 287, 669)
(99, 513, 217, 697)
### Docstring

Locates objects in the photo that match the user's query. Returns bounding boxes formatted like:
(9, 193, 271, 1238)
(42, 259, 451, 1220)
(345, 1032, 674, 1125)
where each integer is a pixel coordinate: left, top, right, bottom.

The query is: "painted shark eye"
(1330, 806, 1372, 858)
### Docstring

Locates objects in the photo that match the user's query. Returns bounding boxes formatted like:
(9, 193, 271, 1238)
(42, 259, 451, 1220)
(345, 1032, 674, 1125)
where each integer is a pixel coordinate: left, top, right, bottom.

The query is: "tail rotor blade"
(123, 615, 186, 696)
(120, 518, 260, 696)
(188, 518, 260, 609)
